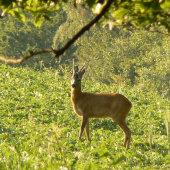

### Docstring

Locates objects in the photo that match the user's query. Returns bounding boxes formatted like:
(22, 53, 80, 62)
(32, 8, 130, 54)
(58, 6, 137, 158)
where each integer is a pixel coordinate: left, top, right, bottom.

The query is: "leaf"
(112, 155, 126, 166)
(34, 13, 43, 27)
(2, 3, 13, 13)
(27, 0, 33, 6)
(112, 8, 131, 19)
(160, 0, 170, 12)
(134, 2, 146, 13)
(37, 6, 47, 12)
(89, 148, 108, 154)
(14, 11, 26, 22)
(69, 156, 78, 167)
(90, 163, 102, 169)
(100, 151, 110, 158)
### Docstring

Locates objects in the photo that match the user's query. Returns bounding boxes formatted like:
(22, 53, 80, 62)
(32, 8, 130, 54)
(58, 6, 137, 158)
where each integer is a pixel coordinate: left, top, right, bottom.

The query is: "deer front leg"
(79, 116, 88, 140)
(116, 120, 131, 149)
(85, 119, 90, 141)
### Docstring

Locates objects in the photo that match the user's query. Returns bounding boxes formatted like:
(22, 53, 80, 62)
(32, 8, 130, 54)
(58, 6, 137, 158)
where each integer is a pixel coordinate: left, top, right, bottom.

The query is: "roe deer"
(71, 59, 132, 149)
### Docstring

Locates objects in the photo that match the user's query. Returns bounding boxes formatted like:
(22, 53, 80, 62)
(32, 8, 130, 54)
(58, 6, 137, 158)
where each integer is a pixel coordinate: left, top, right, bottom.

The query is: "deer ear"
(80, 62, 86, 72)
(79, 62, 86, 78)
(73, 59, 79, 73)
(73, 59, 75, 74)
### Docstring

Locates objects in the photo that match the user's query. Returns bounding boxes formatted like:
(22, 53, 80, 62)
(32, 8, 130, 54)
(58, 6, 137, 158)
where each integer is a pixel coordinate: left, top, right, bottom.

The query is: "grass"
(0, 64, 170, 169)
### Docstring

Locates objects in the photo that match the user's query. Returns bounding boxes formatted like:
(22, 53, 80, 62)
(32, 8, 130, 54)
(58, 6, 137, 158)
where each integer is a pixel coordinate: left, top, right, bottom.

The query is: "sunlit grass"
(0, 64, 170, 169)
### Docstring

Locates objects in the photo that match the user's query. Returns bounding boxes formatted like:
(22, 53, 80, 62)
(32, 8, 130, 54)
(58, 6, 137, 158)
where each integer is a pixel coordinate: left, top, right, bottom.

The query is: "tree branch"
(0, 0, 113, 64)
(0, 48, 54, 64)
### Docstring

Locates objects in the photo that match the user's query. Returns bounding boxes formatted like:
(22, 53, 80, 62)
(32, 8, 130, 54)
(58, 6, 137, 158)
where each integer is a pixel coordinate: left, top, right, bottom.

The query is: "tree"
(1, 0, 170, 64)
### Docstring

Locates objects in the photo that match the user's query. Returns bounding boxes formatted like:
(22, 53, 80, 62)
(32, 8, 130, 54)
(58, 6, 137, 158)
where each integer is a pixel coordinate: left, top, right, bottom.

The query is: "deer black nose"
(71, 84, 76, 88)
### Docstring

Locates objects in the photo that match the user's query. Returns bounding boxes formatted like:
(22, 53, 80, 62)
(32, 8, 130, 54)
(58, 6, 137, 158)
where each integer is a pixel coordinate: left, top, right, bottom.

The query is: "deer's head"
(71, 59, 86, 88)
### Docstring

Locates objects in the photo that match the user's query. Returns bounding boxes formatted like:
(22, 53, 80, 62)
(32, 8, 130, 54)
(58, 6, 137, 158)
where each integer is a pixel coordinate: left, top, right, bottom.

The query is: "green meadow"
(0, 64, 169, 170)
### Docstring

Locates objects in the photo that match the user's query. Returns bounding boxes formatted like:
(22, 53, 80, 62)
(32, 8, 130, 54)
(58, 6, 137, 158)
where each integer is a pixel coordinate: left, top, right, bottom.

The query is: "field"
(0, 64, 170, 170)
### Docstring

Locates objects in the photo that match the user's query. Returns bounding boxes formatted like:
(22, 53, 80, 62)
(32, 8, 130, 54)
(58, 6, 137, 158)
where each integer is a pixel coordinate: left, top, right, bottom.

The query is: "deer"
(71, 59, 132, 149)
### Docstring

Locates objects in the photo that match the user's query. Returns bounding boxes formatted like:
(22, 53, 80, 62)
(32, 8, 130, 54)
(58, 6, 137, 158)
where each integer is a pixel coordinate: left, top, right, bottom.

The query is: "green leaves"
(34, 13, 43, 27)
(14, 11, 26, 22)
(112, 8, 131, 19)
(0, 0, 60, 26)
(0, 0, 170, 32)
(104, 0, 170, 33)
(160, 0, 170, 11)
(7, 9, 26, 22)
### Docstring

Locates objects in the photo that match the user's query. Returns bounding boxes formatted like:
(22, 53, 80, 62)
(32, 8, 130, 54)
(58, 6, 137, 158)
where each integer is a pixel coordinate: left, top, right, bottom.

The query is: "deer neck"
(71, 83, 82, 102)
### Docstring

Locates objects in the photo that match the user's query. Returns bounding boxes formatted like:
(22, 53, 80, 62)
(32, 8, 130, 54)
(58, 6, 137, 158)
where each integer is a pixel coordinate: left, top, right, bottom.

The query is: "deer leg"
(116, 120, 131, 149)
(79, 116, 88, 140)
(85, 119, 90, 141)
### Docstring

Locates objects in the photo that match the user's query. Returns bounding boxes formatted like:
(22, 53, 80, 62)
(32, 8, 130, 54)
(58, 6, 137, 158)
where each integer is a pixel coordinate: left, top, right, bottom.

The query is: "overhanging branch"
(0, 48, 54, 64)
(0, 0, 113, 64)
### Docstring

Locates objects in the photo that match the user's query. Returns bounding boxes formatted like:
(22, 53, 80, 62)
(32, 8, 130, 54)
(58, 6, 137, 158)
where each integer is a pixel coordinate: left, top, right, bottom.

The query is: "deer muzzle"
(71, 84, 76, 88)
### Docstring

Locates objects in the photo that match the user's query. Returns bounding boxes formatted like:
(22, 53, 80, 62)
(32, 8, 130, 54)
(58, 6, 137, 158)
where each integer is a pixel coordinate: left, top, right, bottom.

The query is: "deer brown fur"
(71, 59, 132, 149)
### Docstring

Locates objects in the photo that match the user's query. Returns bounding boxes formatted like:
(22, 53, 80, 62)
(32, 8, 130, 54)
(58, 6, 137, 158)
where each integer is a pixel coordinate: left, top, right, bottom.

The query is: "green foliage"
(0, 64, 170, 169)
(0, 0, 61, 27)
(12, 10, 26, 22)
(0, 10, 66, 68)
(1, 0, 170, 34)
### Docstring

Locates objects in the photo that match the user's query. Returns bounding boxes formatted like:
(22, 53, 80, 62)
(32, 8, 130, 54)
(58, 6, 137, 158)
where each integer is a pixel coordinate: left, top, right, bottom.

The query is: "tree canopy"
(1, 0, 170, 63)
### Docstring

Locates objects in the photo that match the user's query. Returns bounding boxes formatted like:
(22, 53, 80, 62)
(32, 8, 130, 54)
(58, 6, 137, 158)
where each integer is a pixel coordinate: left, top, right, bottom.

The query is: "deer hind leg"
(79, 116, 88, 140)
(116, 119, 131, 149)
